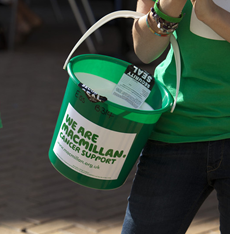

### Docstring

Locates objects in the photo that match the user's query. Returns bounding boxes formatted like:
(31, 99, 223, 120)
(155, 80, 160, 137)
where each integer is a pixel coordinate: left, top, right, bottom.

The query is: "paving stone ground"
(0, 1, 220, 234)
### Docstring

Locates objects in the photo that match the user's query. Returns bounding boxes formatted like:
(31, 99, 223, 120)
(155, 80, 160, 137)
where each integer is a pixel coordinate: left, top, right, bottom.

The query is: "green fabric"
(150, 1, 230, 143)
(0, 113, 2, 128)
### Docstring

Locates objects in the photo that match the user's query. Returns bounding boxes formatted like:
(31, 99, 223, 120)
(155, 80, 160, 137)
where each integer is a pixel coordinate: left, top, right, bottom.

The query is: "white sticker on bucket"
(53, 103, 136, 180)
(112, 65, 155, 109)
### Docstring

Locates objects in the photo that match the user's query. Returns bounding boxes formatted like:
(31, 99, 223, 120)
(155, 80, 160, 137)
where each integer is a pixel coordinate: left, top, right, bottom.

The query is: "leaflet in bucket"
(76, 65, 155, 110)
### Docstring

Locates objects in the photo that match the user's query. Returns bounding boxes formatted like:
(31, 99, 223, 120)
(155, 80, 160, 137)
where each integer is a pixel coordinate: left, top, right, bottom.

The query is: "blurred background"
(0, 1, 219, 234)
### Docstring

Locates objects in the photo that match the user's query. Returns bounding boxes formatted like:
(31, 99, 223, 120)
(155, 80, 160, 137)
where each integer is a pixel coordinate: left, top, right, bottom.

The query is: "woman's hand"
(132, 0, 187, 63)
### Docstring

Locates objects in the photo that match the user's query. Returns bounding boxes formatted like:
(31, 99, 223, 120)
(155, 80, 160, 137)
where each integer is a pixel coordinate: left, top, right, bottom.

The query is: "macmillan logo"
(53, 103, 136, 180)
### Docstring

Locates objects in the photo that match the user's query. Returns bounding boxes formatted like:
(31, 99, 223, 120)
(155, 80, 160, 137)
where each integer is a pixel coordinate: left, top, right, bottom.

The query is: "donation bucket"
(49, 11, 181, 190)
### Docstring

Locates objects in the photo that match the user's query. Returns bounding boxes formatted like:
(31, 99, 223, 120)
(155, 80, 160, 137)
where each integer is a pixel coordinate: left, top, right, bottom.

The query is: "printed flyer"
(112, 65, 155, 109)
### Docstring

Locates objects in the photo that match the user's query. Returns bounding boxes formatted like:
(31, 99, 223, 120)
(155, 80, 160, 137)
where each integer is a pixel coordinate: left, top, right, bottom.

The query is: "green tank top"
(150, 1, 230, 143)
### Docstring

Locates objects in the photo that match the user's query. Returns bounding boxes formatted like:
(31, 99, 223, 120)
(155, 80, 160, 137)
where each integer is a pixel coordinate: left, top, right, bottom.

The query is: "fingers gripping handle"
(63, 10, 181, 112)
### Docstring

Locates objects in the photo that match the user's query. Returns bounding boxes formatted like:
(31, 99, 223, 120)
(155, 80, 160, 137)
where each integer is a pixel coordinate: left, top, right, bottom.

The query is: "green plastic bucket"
(49, 54, 173, 190)
(48, 11, 181, 190)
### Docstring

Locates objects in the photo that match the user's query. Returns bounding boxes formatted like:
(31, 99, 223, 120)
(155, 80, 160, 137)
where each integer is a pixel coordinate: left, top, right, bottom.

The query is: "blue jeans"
(121, 139, 230, 234)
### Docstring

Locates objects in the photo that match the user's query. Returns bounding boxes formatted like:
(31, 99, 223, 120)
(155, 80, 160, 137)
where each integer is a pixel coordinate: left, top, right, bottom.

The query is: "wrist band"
(146, 12, 170, 37)
(151, 7, 179, 34)
(154, 0, 183, 23)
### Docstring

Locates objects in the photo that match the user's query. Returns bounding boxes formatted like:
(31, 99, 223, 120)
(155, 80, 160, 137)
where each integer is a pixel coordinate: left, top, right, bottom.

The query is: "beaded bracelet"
(146, 11, 169, 37)
(150, 0, 183, 34)
(154, 0, 183, 23)
(151, 7, 179, 34)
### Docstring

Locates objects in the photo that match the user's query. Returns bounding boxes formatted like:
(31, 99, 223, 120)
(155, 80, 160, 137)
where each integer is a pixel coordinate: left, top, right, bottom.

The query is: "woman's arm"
(191, 0, 230, 42)
(133, 0, 187, 64)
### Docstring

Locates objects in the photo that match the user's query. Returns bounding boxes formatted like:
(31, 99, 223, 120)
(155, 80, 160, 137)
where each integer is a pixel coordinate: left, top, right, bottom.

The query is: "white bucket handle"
(63, 10, 181, 113)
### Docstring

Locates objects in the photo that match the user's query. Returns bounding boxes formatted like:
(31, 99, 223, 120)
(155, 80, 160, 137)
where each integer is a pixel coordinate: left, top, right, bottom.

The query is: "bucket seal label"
(112, 65, 155, 109)
(78, 83, 107, 103)
(53, 103, 136, 180)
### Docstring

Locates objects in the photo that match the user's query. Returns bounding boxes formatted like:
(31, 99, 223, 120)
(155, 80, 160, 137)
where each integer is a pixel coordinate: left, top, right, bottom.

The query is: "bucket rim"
(67, 54, 174, 115)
